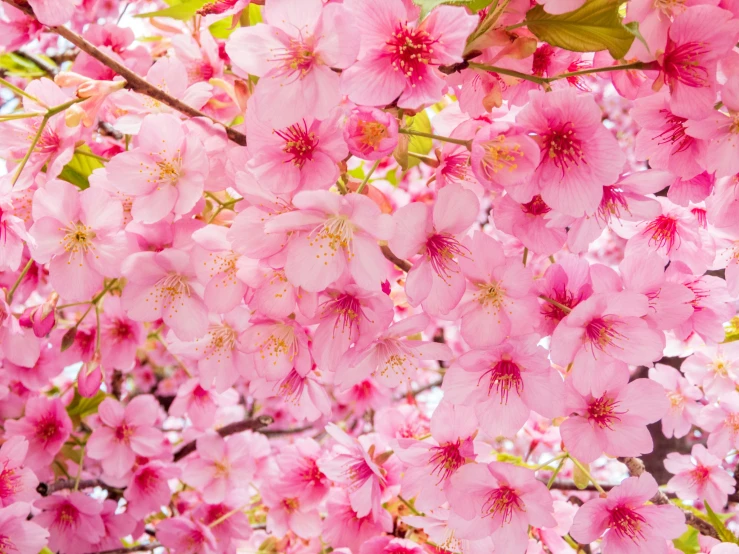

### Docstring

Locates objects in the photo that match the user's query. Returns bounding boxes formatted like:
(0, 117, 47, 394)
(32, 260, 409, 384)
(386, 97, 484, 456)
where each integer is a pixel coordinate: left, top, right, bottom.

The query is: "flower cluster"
(2, 0, 739, 553)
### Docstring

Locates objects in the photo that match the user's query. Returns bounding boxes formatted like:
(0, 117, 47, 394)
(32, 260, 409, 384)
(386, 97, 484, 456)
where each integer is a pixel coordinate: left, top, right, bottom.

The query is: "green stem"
(397, 495, 422, 516)
(11, 113, 49, 187)
(504, 22, 528, 31)
(467, 62, 550, 88)
(539, 294, 571, 314)
(547, 456, 568, 489)
(74, 148, 109, 163)
(545, 61, 656, 82)
(0, 76, 42, 104)
(398, 128, 472, 148)
(533, 453, 567, 471)
(570, 456, 606, 494)
(6, 258, 33, 304)
(356, 160, 381, 195)
(74, 443, 86, 491)
(0, 111, 45, 121)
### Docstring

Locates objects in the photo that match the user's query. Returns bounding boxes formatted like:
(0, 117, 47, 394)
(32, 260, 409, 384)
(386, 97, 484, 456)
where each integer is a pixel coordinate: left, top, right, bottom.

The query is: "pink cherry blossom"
(0, 437, 38, 507)
(34, 492, 105, 554)
(124, 461, 180, 519)
(0, 503, 49, 554)
(649, 363, 703, 439)
(570, 473, 685, 554)
(666, 444, 736, 508)
(344, 106, 399, 160)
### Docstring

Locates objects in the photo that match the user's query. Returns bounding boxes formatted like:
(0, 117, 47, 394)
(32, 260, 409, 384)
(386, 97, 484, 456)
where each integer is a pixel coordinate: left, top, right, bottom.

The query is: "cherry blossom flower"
(34, 492, 105, 554)
(0, 503, 49, 554)
(0, 437, 38, 507)
(649, 364, 703, 439)
(570, 473, 685, 554)
(666, 444, 736, 508)
(344, 107, 399, 160)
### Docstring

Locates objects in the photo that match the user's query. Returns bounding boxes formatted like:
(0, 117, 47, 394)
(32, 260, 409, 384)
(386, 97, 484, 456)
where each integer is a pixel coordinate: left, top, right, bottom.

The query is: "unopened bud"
(19, 292, 58, 337)
(78, 352, 104, 398)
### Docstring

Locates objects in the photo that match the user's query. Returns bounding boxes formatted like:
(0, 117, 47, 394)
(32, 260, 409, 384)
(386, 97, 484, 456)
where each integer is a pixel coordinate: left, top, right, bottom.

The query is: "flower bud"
(19, 292, 58, 337)
(344, 106, 399, 161)
(78, 352, 104, 398)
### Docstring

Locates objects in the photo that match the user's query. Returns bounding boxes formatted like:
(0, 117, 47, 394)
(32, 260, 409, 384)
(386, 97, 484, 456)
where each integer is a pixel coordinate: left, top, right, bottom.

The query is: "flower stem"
(545, 61, 658, 82)
(398, 128, 472, 148)
(467, 62, 550, 89)
(74, 444, 86, 491)
(74, 148, 109, 163)
(356, 159, 381, 195)
(0, 76, 42, 104)
(6, 258, 33, 304)
(397, 495, 422, 516)
(570, 456, 606, 494)
(11, 113, 49, 187)
(547, 456, 568, 489)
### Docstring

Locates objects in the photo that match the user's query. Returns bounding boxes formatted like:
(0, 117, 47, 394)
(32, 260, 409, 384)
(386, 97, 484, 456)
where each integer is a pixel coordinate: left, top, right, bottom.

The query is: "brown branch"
(173, 415, 274, 462)
(1, 0, 246, 146)
(548, 481, 615, 493)
(620, 457, 719, 539)
(93, 543, 160, 554)
(381, 245, 411, 272)
(37, 478, 122, 496)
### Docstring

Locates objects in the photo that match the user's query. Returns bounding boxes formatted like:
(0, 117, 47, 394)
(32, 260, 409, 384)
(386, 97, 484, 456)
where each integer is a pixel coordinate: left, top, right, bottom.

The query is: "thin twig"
(93, 543, 160, 554)
(173, 415, 274, 462)
(381, 245, 411, 272)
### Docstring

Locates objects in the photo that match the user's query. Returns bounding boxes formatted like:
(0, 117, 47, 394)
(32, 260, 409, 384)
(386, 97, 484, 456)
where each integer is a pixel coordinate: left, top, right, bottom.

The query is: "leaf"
(624, 21, 649, 52)
(66, 389, 107, 419)
(58, 146, 104, 190)
(413, 0, 493, 19)
(704, 502, 738, 544)
(135, 0, 208, 20)
(573, 460, 590, 490)
(525, 0, 635, 59)
(0, 53, 46, 78)
(60, 328, 77, 352)
(673, 527, 700, 554)
(404, 111, 433, 169)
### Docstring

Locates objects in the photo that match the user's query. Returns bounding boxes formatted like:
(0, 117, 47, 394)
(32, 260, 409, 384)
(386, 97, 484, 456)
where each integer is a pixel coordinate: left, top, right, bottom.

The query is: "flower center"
(587, 394, 623, 429)
(425, 233, 469, 282)
(275, 120, 318, 168)
(663, 39, 710, 88)
(597, 186, 630, 223)
(197, 0, 239, 15)
(358, 121, 389, 150)
(541, 289, 578, 323)
(668, 391, 685, 409)
(429, 439, 466, 484)
(62, 222, 96, 256)
(115, 423, 135, 444)
(279, 369, 306, 402)
(542, 122, 585, 173)
(386, 24, 437, 83)
(608, 505, 648, 543)
(585, 316, 622, 352)
(206, 324, 237, 355)
(655, 109, 692, 152)
(57, 503, 79, 529)
(475, 281, 506, 311)
(532, 45, 555, 77)
(653, 0, 686, 17)
(310, 215, 355, 256)
(156, 157, 183, 185)
(690, 465, 711, 487)
(645, 215, 680, 252)
(0, 465, 20, 500)
(480, 135, 523, 178)
(35, 415, 60, 442)
(479, 358, 524, 404)
(258, 324, 299, 364)
(521, 195, 551, 216)
(322, 293, 369, 337)
(35, 127, 60, 154)
(275, 38, 317, 77)
(152, 273, 193, 311)
(483, 485, 525, 523)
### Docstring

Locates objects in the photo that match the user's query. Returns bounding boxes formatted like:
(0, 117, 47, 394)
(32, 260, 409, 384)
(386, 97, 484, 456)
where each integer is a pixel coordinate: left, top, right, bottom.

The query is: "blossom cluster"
(2, 0, 739, 553)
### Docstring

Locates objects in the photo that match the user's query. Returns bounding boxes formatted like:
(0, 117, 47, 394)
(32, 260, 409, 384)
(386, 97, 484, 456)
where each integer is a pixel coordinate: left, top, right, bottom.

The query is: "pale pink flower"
(560, 369, 669, 463)
(336, 313, 452, 389)
(242, 264, 316, 320)
(395, 401, 477, 511)
(682, 343, 739, 401)
(402, 508, 496, 554)
(470, 122, 541, 194)
(192, 494, 253, 546)
(649, 364, 702, 439)
(0, 291, 41, 369)
(227, 0, 359, 128)
(536, 254, 593, 335)
(622, 197, 715, 275)
(245, 108, 347, 194)
(87, 499, 136, 553)
(169, 379, 238, 430)
(322, 490, 393, 552)
(265, 190, 394, 292)
(443, 335, 565, 438)
(98, 295, 142, 372)
(4, 396, 72, 471)
(448, 462, 556, 553)
(515, 88, 625, 217)
(0, 4, 44, 51)
(319, 423, 398, 521)
(157, 517, 218, 554)
(655, 6, 739, 119)
(668, 172, 715, 207)
(182, 431, 270, 504)
(493, 194, 568, 256)
(0, 502, 49, 554)
(570, 473, 685, 554)
(34, 492, 105, 554)
(171, 31, 223, 86)
(537, 0, 586, 14)
(272, 438, 331, 507)
(0, 437, 38, 506)
(0, 193, 33, 272)
(29, 180, 126, 302)
(341, 0, 477, 108)
(360, 537, 425, 554)
(28, 0, 78, 25)
(238, 317, 312, 381)
(312, 283, 394, 373)
(458, 231, 540, 349)
(666, 444, 735, 509)
(550, 292, 665, 395)
(633, 91, 706, 179)
(121, 249, 209, 341)
(344, 106, 399, 160)
(124, 461, 180, 520)
(86, 395, 165, 479)
(261, 482, 322, 539)
(191, 225, 249, 313)
(388, 183, 479, 315)
(105, 113, 208, 224)
(700, 392, 739, 456)
(251, 367, 332, 423)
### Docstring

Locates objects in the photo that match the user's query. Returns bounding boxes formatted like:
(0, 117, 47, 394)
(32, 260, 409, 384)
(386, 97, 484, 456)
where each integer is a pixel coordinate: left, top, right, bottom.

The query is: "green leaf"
(0, 53, 46, 78)
(673, 527, 700, 554)
(572, 460, 590, 490)
(404, 111, 433, 169)
(135, 0, 208, 20)
(209, 17, 238, 39)
(66, 389, 107, 419)
(704, 502, 738, 544)
(525, 0, 635, 59)
(413, 0, 493, 19)
(58, 146, 104, 190)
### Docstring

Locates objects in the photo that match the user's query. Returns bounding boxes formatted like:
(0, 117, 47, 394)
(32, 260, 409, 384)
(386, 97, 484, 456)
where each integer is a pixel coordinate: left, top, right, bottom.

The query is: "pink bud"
(54, 71, 91, 89)
(19, 293, 58, 337)
(76, 78, 126, 100)
(78, 354, 104, 398)
(343, 106, 399, 161)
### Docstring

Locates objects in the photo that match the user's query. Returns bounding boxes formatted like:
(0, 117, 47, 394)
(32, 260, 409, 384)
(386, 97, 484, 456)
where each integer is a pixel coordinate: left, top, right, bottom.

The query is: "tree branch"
(93, 543, 160, 554)
(37, 478, 121, 496)
(0, 0, 246, 146)
(173, 415, 274, 462)
(381, 245, 411, 272)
